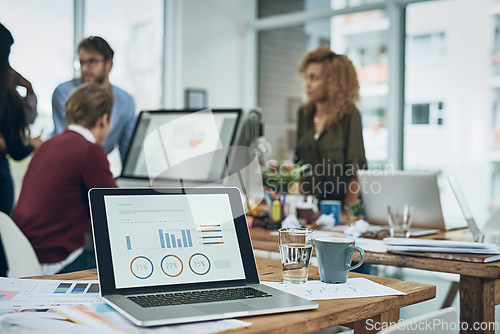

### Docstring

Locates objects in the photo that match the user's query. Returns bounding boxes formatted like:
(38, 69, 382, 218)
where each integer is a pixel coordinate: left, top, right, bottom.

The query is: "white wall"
(181, 0, 247, 109)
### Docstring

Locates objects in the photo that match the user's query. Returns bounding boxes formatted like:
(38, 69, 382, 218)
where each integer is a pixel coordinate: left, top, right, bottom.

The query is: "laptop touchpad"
(194, 301, 257, 314)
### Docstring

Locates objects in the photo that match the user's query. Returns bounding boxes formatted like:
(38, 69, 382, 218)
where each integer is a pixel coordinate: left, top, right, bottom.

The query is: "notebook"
(448, 175, 500, 245)
(356, 171, 445, 236)
(88, 187, 317, 327)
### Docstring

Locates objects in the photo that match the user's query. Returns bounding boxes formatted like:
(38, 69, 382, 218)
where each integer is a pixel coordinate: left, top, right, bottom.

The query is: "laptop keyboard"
(128, 287, 273, 308)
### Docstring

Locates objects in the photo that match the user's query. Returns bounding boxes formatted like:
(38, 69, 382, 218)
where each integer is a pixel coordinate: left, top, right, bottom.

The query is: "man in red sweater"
(13, 83, 117, 275)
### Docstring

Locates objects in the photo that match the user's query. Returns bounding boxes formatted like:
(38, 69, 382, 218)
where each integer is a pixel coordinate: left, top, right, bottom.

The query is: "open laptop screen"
(357, 171, 446, 230)
(102, 192, 246, 289)
(121, 109, 241, 182)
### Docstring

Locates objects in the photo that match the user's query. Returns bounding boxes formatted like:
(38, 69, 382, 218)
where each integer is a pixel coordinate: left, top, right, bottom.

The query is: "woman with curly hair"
(295, 46, 367, 211)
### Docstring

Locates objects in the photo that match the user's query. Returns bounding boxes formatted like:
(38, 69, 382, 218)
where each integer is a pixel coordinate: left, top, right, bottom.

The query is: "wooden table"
(32, 257, 435, 334)
(250, 227, 500, 334)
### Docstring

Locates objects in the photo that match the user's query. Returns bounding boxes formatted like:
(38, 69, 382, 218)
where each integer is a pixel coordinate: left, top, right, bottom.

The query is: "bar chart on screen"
(124, 229, 196, 251)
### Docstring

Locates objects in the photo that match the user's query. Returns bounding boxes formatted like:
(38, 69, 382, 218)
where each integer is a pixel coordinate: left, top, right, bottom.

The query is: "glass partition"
(86, 0, 163, 112)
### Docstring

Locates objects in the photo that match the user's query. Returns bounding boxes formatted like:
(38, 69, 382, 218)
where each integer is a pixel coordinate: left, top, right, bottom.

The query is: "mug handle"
(349, 246, 365, 271)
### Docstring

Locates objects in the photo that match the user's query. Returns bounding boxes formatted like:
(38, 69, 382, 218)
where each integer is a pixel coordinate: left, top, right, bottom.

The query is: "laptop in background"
(116, 109, 241, 187)
(357, 171, 445, 236)
(89, 187, 317, 327)
(447, 175, 500, 244)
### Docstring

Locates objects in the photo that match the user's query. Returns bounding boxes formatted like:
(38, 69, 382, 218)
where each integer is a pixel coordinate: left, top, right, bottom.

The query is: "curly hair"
(298, 46, 360, 126)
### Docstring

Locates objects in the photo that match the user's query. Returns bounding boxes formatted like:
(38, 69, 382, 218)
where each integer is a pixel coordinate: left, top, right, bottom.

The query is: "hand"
(0, 136, 6, 153)
(340, 209, 350, 223)
(30, 135, 43, 150)
(10, 68, 34, 95)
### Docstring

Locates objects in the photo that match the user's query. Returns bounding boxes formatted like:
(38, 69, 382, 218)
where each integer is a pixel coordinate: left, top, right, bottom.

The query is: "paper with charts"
(263, 278, 405, 301)
(0, 277, 101, 309)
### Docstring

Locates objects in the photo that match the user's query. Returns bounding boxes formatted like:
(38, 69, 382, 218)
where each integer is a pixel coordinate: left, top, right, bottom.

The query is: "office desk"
(31, 257, 435, 334)
(250, 228, 500, 334)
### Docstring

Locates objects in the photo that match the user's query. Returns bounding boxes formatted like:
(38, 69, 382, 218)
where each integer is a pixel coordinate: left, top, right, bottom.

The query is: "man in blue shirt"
(51, 36, 136, 163)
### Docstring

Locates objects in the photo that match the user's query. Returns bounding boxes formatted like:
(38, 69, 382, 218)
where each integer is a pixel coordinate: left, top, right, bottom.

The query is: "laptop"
(116, 109, 241, 187)
(448, 175, 500, 245)
(88, 187, 318, 327)
(357, 171, 445, 236)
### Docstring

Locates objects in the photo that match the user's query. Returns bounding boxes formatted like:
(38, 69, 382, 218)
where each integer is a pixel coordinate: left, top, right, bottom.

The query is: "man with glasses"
(51, 36, 136, 163)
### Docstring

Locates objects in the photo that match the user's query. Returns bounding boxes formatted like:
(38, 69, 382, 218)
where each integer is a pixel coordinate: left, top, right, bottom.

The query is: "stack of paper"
(263, 278, 405, 301)
(0, 277, 252, 333)
(384, 238, 500, 254)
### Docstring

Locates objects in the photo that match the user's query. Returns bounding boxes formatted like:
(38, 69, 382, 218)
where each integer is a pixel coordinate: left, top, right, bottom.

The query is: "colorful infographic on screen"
(103, 194, 246, 289)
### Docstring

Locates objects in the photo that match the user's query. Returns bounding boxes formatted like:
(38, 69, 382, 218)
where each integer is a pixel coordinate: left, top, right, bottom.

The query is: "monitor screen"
(121, 109, 240, 182)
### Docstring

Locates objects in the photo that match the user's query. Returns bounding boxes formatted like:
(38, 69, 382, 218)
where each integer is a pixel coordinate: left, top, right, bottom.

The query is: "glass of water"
(278, 227, 314, 284)
(387, 205, 414, 238)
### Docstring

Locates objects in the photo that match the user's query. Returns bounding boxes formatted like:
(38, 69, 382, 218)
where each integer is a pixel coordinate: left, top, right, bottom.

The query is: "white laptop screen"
(103, 193, 246, 289)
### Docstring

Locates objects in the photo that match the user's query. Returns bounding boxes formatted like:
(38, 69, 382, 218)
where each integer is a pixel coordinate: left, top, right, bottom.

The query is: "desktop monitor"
(119, 109, 241, 186)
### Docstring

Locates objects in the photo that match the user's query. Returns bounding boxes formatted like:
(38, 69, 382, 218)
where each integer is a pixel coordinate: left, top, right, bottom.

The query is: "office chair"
(0, 212, 42, 277)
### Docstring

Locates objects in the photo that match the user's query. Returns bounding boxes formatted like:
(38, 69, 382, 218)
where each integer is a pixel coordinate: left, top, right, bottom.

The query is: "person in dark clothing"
(296, 46, 367, 209)
(0, 22, 41, 215)
(0, 22, 42, 276)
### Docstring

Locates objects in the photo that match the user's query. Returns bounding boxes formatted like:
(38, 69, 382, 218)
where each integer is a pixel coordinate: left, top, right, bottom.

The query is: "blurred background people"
(0, 22, 41, 216)
(13, 83, 117, 275)
(51, 36, 136, 163)
(295, 46, 367, 213)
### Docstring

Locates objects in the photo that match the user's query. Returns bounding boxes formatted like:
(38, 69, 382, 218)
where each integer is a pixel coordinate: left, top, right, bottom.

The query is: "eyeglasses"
(78, 58, 105, 67)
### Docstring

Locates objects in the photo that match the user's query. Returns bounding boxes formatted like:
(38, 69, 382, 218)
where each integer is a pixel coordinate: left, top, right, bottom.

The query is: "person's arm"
(30, 135, 43, 150)
(82, 144, 118, 189)
(51, 86, 68, 135)
(10, 69, 37, 124)
(10, 68, 34, 95)
(344, 176, 361, 207)
(343, 107, 367, 206)
(295, 107, 304, 164)
(5, 137, 33, 161)
(295, 107, 308, 195)
(0, 136, 6, 153)
(117, 98, 136, 163)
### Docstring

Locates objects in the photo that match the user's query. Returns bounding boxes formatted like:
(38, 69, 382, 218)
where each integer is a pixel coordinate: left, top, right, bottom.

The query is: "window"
(86, 0, 164, 112)
(85, 0, 164, 174)
(0, 0, 74, 200)
(332, 10, 389, 167)
(342, 0, 385, 8)
(405, 0, 491, 223)
(258, 0, 331, 18)
(407, 102, 444, 126)
(494, 14, 500, 53)
(258, 17, 331, 159)
(406, 32, 446, 63)
(411, 104, 429, 125)
(0, 0, 73, 135)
